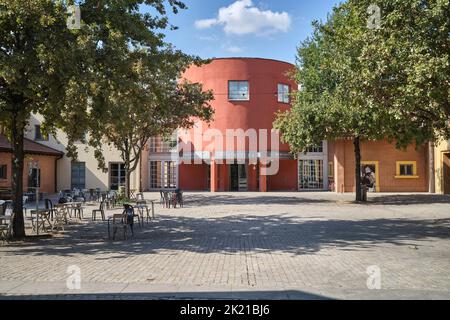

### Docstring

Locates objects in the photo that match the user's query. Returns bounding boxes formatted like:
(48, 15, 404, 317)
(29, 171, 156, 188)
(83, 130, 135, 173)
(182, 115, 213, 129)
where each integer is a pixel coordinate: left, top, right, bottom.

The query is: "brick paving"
(0, 192, 450, 299)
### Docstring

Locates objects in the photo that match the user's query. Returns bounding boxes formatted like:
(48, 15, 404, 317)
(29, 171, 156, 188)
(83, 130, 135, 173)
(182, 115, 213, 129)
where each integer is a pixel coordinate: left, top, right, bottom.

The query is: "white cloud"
(223, 44, 243, 53)
(196, 35, 219, 42)
(194, 0, 291, 36)
(194, 18, 219, 29)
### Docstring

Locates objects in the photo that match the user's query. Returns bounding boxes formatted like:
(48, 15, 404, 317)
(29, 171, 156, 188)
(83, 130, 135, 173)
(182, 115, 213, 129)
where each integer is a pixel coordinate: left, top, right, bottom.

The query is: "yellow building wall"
(434, 139, 450, 194)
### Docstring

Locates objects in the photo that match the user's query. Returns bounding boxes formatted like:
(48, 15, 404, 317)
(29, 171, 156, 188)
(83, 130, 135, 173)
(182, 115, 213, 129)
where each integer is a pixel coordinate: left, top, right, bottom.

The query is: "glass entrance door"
(150, 160, 177, 190)
(298, 159, 324, 190)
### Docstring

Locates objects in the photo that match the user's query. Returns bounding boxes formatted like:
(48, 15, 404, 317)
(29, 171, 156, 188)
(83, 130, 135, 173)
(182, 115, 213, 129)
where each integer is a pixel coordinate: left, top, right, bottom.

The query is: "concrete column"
(259, 162, 268, 192)
(334, 140, 346, 193)
(210, 160, 218, 192)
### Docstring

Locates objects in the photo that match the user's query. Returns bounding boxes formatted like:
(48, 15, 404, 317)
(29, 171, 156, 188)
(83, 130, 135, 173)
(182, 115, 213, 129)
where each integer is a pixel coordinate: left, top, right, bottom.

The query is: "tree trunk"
(353, 136, 363, 202)
(125, 168, 131, 200)
(11, 115, 26, 238)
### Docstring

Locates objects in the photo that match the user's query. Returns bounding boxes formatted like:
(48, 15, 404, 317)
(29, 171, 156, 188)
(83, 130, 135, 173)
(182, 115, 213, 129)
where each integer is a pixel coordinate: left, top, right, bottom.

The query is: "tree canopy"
(0, 0, 202, 237)
(274, 0, 449, 201)
(89, 49, 214, 198)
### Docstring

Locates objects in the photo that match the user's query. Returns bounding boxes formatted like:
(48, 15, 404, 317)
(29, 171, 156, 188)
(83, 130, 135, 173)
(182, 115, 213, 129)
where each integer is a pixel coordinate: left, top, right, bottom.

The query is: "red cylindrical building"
(178, 57, 298, 192)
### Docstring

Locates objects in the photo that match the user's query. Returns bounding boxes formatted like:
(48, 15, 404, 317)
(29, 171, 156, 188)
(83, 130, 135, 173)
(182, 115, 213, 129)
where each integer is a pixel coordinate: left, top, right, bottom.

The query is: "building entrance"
(230, 164, 247, 191)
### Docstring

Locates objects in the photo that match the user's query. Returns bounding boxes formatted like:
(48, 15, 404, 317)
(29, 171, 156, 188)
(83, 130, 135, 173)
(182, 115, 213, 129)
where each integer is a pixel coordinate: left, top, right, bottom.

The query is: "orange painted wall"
(179, 163, 209, 191)
(180, 58, 296, 155)
(179, 58, 297, 192)
(218, 164, 229, 191)
(334, 140, 428, 192)
(267, 160, 298, 191)
(0, 152, 57, 193)
(247, 163, 258, 191)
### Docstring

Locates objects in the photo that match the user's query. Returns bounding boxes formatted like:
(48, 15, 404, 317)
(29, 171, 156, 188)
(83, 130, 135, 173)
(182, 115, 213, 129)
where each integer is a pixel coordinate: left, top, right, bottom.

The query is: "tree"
(274, 0, 449, 201)
(90, 50, 214, 199)
(0, 0, 190, 237)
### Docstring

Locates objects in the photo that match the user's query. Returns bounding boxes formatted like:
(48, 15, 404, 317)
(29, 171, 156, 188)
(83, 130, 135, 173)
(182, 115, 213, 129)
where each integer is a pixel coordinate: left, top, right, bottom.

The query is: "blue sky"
(145, 0, 341, 64)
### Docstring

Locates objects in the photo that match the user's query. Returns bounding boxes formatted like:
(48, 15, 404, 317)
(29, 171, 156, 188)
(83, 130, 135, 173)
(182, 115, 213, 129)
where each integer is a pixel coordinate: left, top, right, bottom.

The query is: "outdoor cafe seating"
(0, 200, 14, 241)
(30, 208, 52, 233)
(159, 189, 183, 208)
(108, 204, 136, 240)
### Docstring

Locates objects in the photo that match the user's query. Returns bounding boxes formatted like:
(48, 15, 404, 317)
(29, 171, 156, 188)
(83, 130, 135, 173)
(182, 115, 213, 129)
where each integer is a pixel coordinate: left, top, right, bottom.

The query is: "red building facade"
(177, 57, 298, 192)
(143, 57, 429, 193)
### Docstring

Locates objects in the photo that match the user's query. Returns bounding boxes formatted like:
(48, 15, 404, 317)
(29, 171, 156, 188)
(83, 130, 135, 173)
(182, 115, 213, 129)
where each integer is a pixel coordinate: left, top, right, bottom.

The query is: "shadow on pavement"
(3, 214, 450, 257)
(0, 289, 331, 300)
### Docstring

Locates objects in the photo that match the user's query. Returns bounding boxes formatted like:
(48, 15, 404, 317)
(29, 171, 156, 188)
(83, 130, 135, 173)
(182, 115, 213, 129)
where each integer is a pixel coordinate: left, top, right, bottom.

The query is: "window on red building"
(228, 81, 249, 101)
(278, 84, 290, 103)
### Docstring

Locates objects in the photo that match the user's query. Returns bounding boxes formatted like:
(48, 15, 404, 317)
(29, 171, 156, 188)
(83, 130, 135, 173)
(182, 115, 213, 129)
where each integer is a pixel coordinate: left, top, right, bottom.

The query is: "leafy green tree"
(0, 0, 190, 237)
(90, 50, 214, 199)
(274, 0, 449, 201)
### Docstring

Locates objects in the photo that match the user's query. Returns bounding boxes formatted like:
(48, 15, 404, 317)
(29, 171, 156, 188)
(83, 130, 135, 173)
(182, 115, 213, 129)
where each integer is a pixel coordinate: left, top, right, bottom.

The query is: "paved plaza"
(1, 192, 450, 299)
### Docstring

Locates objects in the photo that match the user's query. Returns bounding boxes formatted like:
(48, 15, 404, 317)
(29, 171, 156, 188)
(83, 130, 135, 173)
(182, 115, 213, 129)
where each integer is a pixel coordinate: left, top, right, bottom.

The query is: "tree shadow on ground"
(0, 289, 330, 300)
(367, 194, 450, 205)
(182, 193, 335, 207)
(3, 212, 450, 258)
(181, 193, 450, 207)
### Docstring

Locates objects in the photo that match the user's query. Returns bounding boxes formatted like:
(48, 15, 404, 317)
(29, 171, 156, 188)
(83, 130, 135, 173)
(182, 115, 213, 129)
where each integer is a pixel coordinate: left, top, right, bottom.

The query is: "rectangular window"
(0, 164, 6, 180)
(28, 167, 40, 188)
(164, 161, 177, 189)
(396, 161, 418, 178)
(400, 164, 413, 176)
(278, 84, 290, 103)
(150, 161, 162, 189)
(328, 162, 334, 178)
(71, 162, 86, 189)
(149, 135, 177, 153)
(109, 163, 126, 190)
(150, 160, 177, 189)
(298, 159, 324, 190)
(305, 143, 324, 153)
(228, 81, 249, 101)
(34, 125, 48, 141)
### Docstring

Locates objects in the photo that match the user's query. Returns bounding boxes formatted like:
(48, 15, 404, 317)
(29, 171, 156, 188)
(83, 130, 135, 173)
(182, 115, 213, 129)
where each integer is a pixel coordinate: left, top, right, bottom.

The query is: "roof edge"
(210, 57, 295, 67)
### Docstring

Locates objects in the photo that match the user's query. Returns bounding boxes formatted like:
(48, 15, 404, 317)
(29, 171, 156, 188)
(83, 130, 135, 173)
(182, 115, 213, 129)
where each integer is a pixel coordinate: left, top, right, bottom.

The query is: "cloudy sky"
(144, 0, 341, 63)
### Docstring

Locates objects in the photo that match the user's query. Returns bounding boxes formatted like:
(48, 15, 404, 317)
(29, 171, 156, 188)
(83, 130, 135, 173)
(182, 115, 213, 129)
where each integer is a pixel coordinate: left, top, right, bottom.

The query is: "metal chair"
(106, 191, 116, 209)
(0, 212, 16, 242)
(173, 190, 183, 208)
(124, 204, 141, 228)
(0, 209, 15, 243)
(159, 191, 165, 206)
(31, 209, 52, 233)
(161, 191, 172, 208)
(92, 201, 105, 221)
(70, 202, 84, 219)
(109, 212, 133, 241)
(45, 199, 56, 220)
(51, 207, 65, 232)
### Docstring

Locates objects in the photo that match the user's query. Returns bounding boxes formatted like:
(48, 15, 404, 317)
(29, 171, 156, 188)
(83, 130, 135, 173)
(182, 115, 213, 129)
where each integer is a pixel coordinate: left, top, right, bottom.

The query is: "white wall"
(27, 114, 141, 192)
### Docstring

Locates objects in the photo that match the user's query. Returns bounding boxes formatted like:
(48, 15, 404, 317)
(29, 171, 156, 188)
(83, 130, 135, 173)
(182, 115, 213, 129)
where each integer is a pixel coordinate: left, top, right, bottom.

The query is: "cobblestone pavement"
(1, 192, 450, 299)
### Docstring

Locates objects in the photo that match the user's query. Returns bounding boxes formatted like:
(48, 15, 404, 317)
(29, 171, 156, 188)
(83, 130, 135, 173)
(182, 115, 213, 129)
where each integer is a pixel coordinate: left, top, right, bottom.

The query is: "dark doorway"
(230, 164, 239, 191)
(443, 153, 450, 194)
(229, 163, 247, 191)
